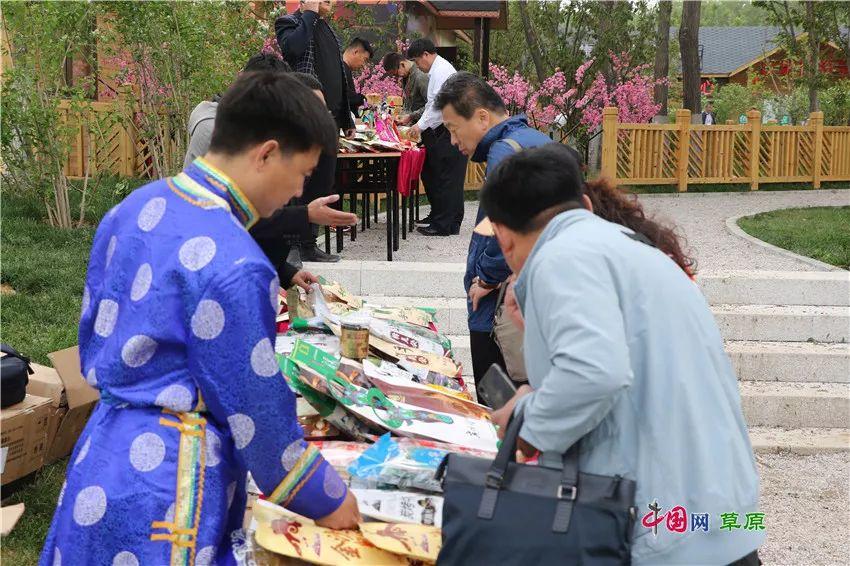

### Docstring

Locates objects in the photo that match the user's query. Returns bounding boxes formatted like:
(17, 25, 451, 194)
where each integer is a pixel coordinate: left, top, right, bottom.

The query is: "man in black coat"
(276, 1, 354, 261)
(342, 37, 373, 118)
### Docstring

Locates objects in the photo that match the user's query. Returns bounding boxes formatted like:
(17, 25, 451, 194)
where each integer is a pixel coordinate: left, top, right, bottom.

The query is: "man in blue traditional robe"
(40, 71, 360, 566)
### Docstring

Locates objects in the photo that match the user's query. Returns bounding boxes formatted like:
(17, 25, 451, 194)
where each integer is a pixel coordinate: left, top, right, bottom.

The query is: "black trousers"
(421, 125, 467, 233)
(469, 330, 507, 398)
(296, 151, 337, 248)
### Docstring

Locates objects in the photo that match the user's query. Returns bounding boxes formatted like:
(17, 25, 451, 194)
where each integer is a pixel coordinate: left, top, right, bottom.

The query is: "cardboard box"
(26, 346, 98, 464)
(1, 394, 52, 485)
(1, 503, 25, 536)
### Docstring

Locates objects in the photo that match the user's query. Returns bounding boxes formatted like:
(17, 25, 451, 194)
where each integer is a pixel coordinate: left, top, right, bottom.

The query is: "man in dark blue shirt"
(435, 72, 553, 387)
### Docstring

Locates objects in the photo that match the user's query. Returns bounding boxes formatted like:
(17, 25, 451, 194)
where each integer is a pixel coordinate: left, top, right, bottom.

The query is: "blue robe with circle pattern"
(39, 158, 347, 566)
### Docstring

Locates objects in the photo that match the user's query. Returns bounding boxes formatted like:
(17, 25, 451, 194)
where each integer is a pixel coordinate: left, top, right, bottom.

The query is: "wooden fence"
(601, 107, 850, 190)
(59, 99, 177, 179)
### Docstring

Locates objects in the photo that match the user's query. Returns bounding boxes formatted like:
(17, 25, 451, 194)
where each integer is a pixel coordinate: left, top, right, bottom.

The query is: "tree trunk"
(654, 0, 672, 115)
(679, 0, 702, 115)
(518, 0, 546, 83)
(805, 0, 819, 112)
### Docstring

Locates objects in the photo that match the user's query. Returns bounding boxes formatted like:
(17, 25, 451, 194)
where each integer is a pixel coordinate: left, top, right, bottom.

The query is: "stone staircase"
(307, 262, 850, 454)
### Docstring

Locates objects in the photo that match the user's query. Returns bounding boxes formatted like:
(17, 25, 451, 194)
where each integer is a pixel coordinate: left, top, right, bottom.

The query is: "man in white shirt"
(407, 39, 467, 237)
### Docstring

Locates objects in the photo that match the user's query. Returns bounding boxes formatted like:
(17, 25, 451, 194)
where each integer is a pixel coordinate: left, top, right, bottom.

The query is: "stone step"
(726, 341, 850, 383)
(739, 382, 849, 429)
(446, 336, 850, 384)
(307, 262, 850, 306)
(748, 427, 850, 455)
(697, 270, 850, 307)
(712, 304, 848, 343)
(362, 296, 849, 344)
(449, 337, 849, 429)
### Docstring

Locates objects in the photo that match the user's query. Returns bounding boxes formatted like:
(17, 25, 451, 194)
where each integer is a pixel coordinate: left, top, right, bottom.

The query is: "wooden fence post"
(810, 110, 824, 189)
(747, 109, 761, 191)
(601, 107, 618, 181)
(675, 109, 691, 192)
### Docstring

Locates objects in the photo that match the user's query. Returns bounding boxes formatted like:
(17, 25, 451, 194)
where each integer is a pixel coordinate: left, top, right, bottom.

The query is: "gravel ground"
(756, 451, 850, 565)
(332, 189, 848, 271)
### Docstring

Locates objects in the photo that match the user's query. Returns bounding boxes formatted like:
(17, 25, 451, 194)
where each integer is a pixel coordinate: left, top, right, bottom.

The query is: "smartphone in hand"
(478, 364, 518, 410)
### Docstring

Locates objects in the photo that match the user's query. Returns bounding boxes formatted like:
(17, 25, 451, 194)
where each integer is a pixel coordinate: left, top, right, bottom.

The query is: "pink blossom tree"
(489, 53, 664, 143)
(353, 61, 402, 100)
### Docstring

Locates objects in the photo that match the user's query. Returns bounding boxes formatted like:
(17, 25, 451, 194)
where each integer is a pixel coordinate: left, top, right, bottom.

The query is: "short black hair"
(347, 37, 374, 58)
(435, 71, 507, 119)
(407, 38, 436, 59)
(243, 53, 292, 73)
(210, 72, 337, 157)
(292, 71, 324, 93)
(480, 144, 584, 234)
(382, 52, 404, 73)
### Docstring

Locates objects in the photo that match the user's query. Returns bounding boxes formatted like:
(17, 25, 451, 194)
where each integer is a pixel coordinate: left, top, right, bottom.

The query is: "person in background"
(406, 38, 467, 237)
(40, 72, 360, 566)
(342, 37, 373, 118)
(702, 101, 717, 125)
(433, 71, 552, 388)
(277, 1, 354, 263)
(485, 144, 763, 565)
(183, 54, 356, 285)
(276, 0, 353, 136)
(382, 51, 429, 127)
(184, 55, 291, 168)
(253, 72, 358, 283)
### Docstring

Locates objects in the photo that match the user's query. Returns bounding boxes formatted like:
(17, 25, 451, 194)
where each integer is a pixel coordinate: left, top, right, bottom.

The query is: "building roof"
(425, 1, 501, 17)
(670, 26, 784, 76)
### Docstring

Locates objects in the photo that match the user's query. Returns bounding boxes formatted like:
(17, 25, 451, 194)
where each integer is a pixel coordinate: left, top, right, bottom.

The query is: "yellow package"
(320, 277, 364, 309)
(360, 523, 441, 563)
(254, 501, 408, 566)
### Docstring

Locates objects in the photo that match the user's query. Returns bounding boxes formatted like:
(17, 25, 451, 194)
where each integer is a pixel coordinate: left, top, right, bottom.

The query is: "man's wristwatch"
(472, 277, 499, 290)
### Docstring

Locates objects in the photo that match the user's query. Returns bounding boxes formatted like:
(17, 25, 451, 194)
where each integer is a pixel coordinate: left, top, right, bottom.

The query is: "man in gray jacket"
(485, 144, 764, 565)
(381, 52, 429, 126)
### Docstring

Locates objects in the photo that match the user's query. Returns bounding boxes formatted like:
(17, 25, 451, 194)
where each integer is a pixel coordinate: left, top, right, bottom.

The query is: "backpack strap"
(502, 138, 522, 153)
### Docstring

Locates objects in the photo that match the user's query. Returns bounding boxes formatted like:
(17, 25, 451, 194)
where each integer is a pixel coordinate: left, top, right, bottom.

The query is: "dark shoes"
(415, 215, 433, 226)
(417, 226, 455, 237)
(301, 244, 340, 263)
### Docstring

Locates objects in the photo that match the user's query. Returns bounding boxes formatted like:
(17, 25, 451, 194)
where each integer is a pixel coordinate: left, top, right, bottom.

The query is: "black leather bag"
(1, 343, 33, 408)
(437, 412, 637, 565)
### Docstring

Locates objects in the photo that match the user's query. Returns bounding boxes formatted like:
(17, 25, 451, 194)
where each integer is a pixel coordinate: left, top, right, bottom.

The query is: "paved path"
(757, 451, 849, 564)
(333, 190, 848, 271)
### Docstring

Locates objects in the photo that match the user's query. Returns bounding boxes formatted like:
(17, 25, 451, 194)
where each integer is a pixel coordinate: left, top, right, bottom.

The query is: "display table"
(326, 151, 422, 261)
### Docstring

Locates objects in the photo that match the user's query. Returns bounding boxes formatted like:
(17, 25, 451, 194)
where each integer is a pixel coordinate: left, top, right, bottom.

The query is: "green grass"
(1, 179, 141, 564)
(1, 461, 67, 565)
(737, 206, 850, 269)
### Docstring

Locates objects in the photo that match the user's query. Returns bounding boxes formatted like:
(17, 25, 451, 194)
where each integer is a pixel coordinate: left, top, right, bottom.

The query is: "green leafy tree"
(1, 1, 110, 228)
(820, 79, 850, 125)
(753, 0, 834, 111)
(672, 0, 771, 26)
